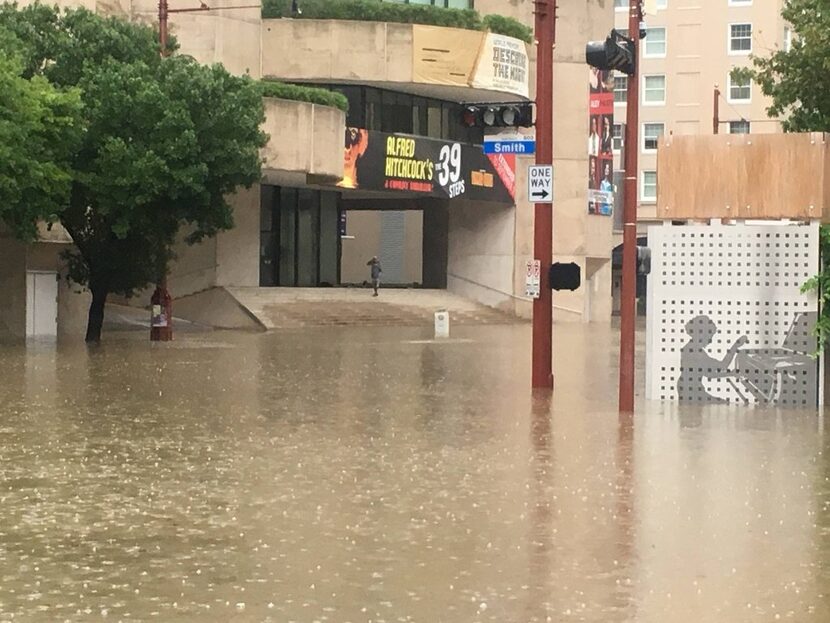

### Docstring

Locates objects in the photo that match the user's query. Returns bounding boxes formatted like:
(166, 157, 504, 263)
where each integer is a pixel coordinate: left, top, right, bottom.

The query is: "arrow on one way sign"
(531, 189, 550, 200)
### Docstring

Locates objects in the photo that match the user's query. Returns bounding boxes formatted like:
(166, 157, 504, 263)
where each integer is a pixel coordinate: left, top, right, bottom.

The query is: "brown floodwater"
(0, 323, 827, 622)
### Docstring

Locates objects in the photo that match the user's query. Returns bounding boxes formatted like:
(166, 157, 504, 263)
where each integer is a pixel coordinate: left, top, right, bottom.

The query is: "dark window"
(321, 84, 484, 143)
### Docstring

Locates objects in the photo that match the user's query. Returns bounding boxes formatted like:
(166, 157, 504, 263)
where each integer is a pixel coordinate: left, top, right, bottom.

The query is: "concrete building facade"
(612, 0, 787, 225)
(608, 0, 787, 312)
(2, 0, 617, 341)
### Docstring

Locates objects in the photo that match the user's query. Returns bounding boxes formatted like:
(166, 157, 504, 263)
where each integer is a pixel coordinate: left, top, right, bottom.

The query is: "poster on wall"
(470, 33, 530, 99)
(338, 128, 516, 204)
(588, 68, 614, 216)
(412, 26, 531, 100)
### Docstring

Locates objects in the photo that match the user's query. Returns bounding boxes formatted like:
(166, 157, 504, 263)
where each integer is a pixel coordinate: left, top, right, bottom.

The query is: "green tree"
(735, 0, 829, 133)
(0, 28, 81, 240)
(0, 4, 267, 342)
(736, 0, 830, 348)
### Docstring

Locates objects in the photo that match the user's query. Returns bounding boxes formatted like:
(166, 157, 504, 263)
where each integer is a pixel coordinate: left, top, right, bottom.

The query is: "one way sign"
(528, 165, 553, 203)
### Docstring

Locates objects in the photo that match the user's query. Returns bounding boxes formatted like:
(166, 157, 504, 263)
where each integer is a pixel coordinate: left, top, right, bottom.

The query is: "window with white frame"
(643, 75, 666, 105)
(728, 73, 751, 102)
(730, 23, 752, 54)
(655, 0, 667, 8)
(644, 27, 666, 57)
(784, 27, 792, 52)
(642, 171, 657, 201)
(643, 123, 665, 152)
(729, 120, 751, 134)
(613, 124, 624, 152)
(614, 75, 628, 104)
(615, 0, 627, 9)
(728, 0, 752, 5)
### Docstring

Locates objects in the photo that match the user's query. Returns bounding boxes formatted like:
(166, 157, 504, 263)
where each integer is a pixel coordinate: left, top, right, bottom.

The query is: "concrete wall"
(262, 19, 414, 85)
(261, 98, 346, 183)
(216, 185, 261, 288)
(446, 201, 516, 312)
(131, 0, 262, 78)
(260, 19, 529, 102)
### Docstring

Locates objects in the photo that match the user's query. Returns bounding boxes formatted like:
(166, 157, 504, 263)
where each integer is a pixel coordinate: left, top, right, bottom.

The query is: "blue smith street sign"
(483, 140, 536, 155)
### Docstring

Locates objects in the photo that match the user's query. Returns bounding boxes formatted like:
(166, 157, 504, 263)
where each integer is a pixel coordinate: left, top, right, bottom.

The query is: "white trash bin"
(434, 310, 450, 339)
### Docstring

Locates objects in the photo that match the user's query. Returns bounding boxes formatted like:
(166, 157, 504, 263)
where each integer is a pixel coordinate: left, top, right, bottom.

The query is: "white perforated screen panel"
(646, 224, 821, 407)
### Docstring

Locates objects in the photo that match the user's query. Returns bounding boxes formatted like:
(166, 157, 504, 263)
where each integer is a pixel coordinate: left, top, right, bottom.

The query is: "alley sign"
(528, 165, 553, 203)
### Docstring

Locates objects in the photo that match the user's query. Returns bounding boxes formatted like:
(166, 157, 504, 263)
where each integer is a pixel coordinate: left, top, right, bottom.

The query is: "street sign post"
(528, 165, 553, 203)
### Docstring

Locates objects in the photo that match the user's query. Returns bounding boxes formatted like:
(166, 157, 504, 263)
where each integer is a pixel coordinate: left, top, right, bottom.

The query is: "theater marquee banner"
(339, 128, 515, 204)
(412, 26, 530, 100)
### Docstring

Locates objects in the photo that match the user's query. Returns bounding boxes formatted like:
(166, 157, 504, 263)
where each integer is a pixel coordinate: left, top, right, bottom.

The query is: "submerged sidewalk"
(226, 287, 524, 330)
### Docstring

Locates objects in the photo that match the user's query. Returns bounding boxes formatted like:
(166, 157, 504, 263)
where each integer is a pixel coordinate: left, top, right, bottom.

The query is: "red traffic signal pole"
(532, 0, 556, 389)
(619, 0, 643, 412)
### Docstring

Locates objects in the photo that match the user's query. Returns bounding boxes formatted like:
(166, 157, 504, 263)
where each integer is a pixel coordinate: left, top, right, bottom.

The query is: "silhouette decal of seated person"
(677, 315, 748, 403)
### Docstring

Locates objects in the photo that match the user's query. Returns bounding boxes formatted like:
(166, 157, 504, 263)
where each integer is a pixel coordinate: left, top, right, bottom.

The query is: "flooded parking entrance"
(0, 324, 828, 622)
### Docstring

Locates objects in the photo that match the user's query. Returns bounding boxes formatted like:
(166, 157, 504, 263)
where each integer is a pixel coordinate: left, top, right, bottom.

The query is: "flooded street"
(0, 323, 828, 622)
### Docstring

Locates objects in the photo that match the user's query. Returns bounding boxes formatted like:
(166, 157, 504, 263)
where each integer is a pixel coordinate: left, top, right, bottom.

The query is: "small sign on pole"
(525, 259, 541, 299)
(528, 165, 553, 203)
(483, 140, 536, 155)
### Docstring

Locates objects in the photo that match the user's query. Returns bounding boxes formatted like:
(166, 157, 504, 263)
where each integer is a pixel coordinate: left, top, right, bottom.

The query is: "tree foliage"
(260, 80, 349, 112)
(0, 27, 81, 240)
(261, 0, 533, 43)
(0, 4, 267, 342)
(735, 0, 830, 133)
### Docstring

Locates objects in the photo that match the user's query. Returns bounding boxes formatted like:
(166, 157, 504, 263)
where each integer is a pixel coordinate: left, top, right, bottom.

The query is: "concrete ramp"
(225, 287, 522, 330)
(174, 288, 266, 331)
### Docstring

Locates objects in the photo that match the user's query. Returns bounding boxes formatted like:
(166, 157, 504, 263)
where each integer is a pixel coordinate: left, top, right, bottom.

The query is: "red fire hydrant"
(150, 279, 173, 341)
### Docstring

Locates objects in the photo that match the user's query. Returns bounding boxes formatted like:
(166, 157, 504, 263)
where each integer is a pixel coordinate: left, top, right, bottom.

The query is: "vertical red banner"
(588, 69, 615, 216)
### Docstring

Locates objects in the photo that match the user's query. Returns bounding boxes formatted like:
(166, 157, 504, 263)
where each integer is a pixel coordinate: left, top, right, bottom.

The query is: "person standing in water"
(367, 256, 382, 297)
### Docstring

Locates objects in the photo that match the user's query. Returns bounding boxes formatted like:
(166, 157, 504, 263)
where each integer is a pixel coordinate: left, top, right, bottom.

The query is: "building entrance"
(259, 186, 340, 287)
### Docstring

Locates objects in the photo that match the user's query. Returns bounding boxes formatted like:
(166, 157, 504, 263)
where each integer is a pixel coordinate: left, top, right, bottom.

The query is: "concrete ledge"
(261, 19, 530, 102)
(261, 98, 346, 184)
(174, 287, 266, 331)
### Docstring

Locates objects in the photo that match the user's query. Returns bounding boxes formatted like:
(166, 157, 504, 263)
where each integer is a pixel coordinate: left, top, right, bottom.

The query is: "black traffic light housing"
(585, 29, 635, 76)
(549, 262, 581, 291)
(462, 103, 534, 129)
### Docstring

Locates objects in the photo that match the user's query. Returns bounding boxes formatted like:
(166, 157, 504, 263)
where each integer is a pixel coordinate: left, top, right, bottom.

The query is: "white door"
(26, 271, 58, 338)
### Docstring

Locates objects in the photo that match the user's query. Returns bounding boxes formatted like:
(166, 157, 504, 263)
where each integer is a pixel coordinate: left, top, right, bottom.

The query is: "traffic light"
(585, 30, 635, 76)
(549, 262, 581, 291)
(462, 103, 534, 129)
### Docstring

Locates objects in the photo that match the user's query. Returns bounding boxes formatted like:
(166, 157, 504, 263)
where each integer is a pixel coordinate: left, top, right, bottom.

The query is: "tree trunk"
(85, 286, 108, 343)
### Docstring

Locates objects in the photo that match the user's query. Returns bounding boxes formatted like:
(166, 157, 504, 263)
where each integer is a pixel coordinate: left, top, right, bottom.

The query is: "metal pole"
(532, 0, 555, 389)
(618, 0, 641, 412)
(152, 0, 173, 341)
(713, 85, 720, 134)
(159, 0, 168, 56)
